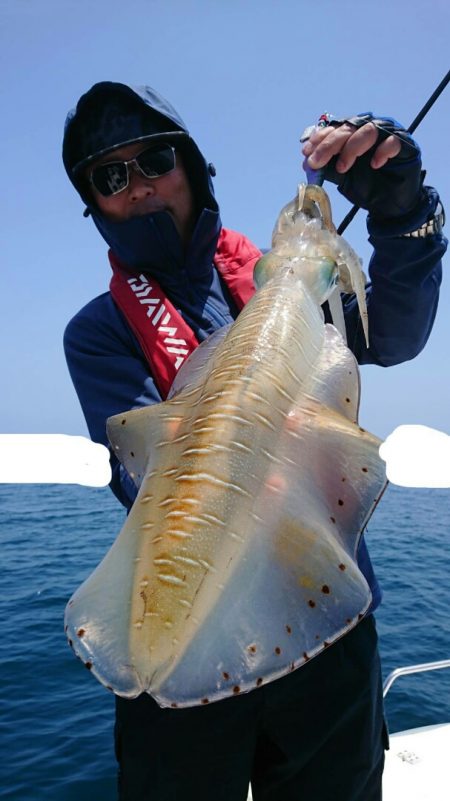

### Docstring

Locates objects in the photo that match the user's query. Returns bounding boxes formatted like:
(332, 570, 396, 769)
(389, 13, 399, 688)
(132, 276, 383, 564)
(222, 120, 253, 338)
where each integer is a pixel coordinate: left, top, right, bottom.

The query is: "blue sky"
(1, 0, 449, 442)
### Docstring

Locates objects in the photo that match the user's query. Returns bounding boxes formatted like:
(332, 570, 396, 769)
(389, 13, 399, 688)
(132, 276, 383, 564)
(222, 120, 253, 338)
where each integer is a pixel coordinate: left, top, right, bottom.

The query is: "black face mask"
(91, 205, 221, 279)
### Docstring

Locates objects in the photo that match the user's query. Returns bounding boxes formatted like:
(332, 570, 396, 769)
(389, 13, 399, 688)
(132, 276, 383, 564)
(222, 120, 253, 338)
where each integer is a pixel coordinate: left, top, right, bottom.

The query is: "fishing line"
(336, 68, 450, 235)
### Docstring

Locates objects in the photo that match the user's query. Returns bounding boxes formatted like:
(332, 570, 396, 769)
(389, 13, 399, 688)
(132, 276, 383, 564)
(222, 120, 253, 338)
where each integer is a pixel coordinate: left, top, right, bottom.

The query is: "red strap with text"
(109, 228, 261, 398)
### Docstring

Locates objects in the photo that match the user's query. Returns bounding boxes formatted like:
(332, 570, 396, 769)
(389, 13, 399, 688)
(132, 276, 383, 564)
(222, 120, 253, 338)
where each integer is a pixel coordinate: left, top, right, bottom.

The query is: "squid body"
(65, 184, 387, 708)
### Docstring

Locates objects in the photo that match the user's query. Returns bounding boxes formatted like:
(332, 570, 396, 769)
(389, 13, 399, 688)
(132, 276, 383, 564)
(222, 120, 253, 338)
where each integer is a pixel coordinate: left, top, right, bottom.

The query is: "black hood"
(62, 82, 221, 274)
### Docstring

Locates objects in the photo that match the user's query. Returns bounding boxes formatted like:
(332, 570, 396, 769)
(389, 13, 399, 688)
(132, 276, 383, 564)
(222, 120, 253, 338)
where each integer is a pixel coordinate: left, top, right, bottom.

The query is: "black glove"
(322, 113, 424, 219)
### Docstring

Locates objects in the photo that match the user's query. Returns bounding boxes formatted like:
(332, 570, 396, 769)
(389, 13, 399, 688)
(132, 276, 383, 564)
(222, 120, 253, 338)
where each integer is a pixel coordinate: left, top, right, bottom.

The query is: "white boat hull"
(383, 722, 450, 800)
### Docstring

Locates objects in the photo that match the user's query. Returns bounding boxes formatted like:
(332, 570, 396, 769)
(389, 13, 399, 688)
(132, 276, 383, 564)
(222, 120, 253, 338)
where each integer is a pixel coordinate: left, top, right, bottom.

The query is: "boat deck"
(383, 722, 450, 800)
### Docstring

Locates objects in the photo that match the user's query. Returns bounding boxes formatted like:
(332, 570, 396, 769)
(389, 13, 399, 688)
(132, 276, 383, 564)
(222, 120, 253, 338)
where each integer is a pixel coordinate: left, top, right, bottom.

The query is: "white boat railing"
(383, 659, 450, 697)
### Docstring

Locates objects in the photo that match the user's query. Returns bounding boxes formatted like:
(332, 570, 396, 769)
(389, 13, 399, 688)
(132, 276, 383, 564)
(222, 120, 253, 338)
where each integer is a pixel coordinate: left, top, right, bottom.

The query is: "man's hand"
(302, 120, 401, 173)
(301, 113, 423, 219)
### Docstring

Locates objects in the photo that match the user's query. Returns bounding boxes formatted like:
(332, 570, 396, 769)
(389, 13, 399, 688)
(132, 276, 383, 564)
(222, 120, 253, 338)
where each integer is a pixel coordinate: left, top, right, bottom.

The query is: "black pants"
(115, 615, 388, 801)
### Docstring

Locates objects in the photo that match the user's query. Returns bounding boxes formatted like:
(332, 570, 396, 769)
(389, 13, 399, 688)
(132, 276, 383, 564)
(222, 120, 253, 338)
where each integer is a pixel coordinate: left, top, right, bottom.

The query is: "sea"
(1, 482, 449, 800)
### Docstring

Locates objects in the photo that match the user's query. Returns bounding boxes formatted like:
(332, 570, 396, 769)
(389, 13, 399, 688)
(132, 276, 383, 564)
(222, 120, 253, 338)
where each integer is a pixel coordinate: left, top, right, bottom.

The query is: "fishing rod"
(336, 68, 450, 235)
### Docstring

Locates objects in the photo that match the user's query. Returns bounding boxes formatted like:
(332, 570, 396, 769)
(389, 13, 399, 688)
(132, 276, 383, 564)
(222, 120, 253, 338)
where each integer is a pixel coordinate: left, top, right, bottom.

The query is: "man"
(63, 82, 446, 801)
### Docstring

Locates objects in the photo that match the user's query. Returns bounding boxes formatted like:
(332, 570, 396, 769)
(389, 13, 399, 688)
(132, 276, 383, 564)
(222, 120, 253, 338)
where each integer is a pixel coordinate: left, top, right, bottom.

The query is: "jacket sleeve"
(64, 293, 162, 509)
(336, 186, 446, 365)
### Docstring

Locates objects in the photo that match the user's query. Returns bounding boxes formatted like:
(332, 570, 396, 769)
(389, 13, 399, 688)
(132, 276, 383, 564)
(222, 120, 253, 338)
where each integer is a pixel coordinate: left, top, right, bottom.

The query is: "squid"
(65, 184, 386, 708)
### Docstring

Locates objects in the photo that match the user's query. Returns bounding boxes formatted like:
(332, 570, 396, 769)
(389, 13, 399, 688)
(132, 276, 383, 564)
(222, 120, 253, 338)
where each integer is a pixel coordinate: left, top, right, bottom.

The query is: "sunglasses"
(89, 144, 176, 197)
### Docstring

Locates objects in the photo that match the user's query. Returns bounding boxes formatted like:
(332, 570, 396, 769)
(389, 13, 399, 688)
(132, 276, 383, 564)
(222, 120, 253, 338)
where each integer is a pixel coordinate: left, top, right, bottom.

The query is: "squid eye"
(321, 259, 339, 286)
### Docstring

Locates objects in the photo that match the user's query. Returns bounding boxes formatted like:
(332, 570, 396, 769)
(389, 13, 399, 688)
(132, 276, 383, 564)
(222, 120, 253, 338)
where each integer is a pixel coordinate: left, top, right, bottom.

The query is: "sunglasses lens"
(90, 145, 176, 197)
(91, 162, 128, 196)
(136, 145, 176, 178)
